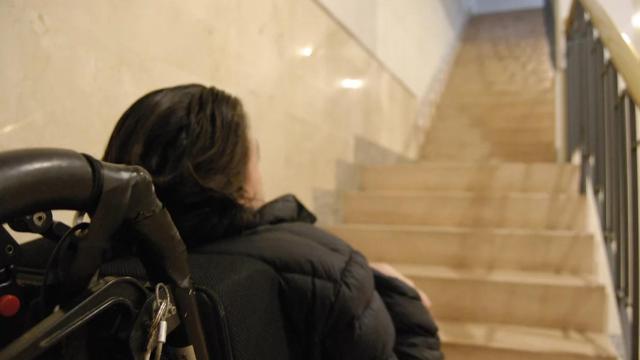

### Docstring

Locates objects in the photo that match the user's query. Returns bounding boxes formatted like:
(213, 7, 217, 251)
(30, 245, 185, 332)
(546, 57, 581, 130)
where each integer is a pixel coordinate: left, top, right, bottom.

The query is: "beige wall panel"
(0, 0, 418, 217)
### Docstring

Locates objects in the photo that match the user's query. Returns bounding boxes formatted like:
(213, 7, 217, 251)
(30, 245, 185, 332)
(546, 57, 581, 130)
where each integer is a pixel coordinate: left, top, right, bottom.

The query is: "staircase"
(329, 10, 619, 359)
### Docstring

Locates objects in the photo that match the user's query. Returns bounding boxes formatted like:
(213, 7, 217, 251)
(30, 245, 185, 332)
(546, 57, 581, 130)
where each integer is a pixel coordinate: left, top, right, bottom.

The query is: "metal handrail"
(567, 0, 640, 104)
(565, 1, 639, 359)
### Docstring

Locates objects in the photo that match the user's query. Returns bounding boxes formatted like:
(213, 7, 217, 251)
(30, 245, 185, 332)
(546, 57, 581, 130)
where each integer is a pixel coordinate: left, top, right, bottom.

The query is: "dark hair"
(103, 84, 255, 247)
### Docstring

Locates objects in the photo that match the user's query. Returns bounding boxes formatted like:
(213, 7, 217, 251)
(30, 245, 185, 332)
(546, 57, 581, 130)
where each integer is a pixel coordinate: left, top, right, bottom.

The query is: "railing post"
(593, 40, 605, 196)
(615, 93, 628, 302)
(603, 63, 618, 268)
(627, 96, 639, 360)
(566, 2, 639, 358)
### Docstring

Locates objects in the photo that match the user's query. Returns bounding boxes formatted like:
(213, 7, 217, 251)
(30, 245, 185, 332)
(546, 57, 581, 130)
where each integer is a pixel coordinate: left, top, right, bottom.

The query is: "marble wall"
(315, 0, 468, 99)
(315, 0, 468, 155)
(0, 0, 420, 223)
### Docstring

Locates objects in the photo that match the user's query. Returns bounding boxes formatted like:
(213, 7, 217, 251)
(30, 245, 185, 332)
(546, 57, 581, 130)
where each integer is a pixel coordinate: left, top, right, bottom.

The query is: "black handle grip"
(0, 148, 208, 359)
(0, 148, 94, 222)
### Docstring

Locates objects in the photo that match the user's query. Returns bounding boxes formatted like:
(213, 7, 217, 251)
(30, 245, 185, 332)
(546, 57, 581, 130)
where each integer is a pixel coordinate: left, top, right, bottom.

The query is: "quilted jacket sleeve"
(320, 250, 397, 360)
(373, 270, 444, 360)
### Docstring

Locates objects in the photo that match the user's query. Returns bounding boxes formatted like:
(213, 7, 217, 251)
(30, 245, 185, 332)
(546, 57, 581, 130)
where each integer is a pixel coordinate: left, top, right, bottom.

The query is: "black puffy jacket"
(193, 195, 443, 360)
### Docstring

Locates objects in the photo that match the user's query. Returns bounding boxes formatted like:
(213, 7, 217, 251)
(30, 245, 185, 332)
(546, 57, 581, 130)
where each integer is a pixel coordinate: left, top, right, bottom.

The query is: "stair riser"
(421, 145, 557, 162)
(445, 77, 553, 88)
(425, 131, 553, 144)
(438, 91, 553, 103)
(331, 227, 593, 274)
(361, 164, 578, 193)
(413, 275, 606, 331)
(436, 98, 554, 109)
(429, 119, 555, 129)
(443, 344, 616, 360)
(429, 119, 555, 130)
(442, 83, 553, 94)
(343, 194, 586, 230)
(426, 130, 555, 143)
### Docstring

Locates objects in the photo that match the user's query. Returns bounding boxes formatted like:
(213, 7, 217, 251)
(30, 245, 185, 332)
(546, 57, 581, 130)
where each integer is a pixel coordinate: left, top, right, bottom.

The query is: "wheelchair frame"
(0, 148, 210, 360)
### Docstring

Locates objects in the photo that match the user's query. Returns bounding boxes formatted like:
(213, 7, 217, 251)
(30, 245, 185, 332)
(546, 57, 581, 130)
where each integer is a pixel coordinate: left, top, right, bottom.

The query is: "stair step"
(442, 82, 553, 96)
(399, 7, 616, 356)
(421, 142, 557, 162)
(361, 162, 578, 193)
(440, 320, 618, 360)
(437, 91, 554, 107)
(329, 224, 593, 274)
(394, 264, 606, 331)
(427, 126, 554, 143)
(423, 135, 556, 149)
(343, 192, 585, 230)
(430, 117, 556, 129)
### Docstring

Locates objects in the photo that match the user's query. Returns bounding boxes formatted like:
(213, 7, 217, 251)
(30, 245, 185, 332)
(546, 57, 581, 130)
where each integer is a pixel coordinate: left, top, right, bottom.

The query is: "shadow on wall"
(313, 137, 411, 225)
(441, 0, 471, 31)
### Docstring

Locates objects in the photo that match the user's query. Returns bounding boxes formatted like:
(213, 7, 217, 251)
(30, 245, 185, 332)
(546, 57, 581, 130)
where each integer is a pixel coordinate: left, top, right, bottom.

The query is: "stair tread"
(360, 162, 580, 194)
(390, 263, 602, 287)
(330, 223, 589, 237)
(343, 190, 586, 230)
(329, 224, 595, 275)
(366, 161, 577, 168)
(346, 190, 582, 199)
(439, 320, 618, 358)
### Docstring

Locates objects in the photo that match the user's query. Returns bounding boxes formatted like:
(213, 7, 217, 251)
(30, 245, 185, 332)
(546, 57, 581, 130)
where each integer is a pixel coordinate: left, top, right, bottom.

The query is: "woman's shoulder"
(192, 200, 394, 358)
(195, 221, 363, 282)
(193, 195, 374, 303)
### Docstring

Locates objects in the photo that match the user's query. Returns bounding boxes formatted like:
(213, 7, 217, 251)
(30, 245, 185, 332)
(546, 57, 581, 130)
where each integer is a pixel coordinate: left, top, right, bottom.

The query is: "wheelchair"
(0, 148, 211, 359)
(0, 149, 291, 360)
(0, 149, 298, 360)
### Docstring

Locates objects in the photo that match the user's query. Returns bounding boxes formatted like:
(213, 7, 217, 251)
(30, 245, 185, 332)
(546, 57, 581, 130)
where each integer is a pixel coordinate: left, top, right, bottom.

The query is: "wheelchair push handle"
(0, 148, 209, 360)
(0, 148, 95, 221)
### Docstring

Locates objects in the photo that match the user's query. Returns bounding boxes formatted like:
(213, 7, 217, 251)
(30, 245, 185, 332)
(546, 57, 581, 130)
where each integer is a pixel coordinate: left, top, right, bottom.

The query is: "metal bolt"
(4, 244, 14, 256)
(33, 212, 46, 227)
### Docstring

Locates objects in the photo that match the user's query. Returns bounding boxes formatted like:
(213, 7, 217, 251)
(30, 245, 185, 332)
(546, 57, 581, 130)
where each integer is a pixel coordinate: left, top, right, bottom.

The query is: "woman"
(104, 84, 442, 360)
